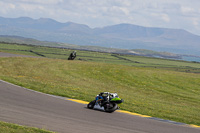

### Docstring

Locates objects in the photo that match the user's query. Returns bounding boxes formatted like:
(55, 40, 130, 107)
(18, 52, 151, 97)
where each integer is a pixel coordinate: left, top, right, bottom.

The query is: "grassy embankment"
(0, 43, 200, 127)
(0, 121, 54, 133)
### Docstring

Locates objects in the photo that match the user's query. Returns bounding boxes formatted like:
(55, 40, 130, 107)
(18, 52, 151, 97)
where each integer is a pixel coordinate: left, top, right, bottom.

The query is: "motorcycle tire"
(105, 103, 118, 113)
(87, 100, 96, 109)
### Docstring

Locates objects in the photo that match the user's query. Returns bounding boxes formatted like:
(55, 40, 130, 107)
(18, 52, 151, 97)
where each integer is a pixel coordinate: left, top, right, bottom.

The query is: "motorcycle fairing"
(93, 104, 105, 111)
(110, 97, 123, 104)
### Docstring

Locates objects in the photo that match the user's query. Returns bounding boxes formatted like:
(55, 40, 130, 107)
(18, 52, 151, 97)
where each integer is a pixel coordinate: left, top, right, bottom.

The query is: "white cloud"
(192, 18, 199, 26)
(4, 0, 63, 5)
(19, 3, 44, 12)
(181, 7, 195, 14)
(151, 13, 170, 23)
(0, 1, 15, 14)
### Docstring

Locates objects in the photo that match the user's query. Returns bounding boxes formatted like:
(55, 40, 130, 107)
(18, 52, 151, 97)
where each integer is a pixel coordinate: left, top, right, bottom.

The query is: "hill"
(0, 16, 200, 56)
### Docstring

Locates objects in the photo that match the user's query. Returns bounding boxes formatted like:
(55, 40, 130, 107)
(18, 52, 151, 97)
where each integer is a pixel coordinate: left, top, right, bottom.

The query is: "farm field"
(0, 43, 200, 126)
(1, 43, 200, 73)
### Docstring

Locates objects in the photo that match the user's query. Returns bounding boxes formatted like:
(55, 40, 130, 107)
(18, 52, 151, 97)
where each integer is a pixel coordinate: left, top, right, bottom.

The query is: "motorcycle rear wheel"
(87, 100, 96, 109)
(105, 103, 118, 113)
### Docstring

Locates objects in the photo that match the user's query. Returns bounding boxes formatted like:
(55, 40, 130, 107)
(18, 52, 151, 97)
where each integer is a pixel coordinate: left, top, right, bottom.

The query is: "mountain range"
(0, 16, 200, 56)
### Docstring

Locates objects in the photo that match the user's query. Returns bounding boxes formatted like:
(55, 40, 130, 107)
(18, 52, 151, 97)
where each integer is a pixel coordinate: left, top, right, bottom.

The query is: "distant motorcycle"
(68, 51, 76, 60)
(87, 92, 123, 113)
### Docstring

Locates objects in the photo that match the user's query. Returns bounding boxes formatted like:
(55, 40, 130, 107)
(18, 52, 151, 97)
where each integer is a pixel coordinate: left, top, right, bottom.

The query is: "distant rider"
(68, 51, 76, 60)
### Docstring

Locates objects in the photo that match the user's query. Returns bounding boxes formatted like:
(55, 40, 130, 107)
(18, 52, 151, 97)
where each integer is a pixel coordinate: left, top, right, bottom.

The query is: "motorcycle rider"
(68, 51, 76, 60)
(96, 92, 111, 106)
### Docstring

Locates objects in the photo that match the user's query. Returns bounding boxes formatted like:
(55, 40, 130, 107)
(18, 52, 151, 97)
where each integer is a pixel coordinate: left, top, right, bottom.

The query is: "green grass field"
(0, 43, 200, 129)
(0, 121, 54, 133)
(1, 43, 200, 73)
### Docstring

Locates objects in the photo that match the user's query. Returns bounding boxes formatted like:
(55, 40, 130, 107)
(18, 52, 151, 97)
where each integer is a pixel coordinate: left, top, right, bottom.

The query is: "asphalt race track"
(0, 52, 199, 133)
(0, 80, 200, 133)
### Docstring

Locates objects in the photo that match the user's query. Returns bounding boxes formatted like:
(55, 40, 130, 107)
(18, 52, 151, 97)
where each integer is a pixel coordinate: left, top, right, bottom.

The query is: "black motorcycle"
(87, 92, 123, 113)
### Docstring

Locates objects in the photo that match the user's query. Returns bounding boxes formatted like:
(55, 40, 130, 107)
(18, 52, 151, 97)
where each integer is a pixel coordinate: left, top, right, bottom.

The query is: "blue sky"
(1, 0, 200, 35)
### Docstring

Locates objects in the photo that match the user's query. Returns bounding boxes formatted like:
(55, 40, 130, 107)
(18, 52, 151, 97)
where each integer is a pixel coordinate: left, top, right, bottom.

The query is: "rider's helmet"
(99, 92, 109, 101)
(110, 93, 118, 98)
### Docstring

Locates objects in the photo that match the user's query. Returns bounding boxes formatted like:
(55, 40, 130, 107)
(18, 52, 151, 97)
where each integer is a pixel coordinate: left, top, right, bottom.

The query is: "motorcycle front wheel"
(105, 103, 118, 113)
